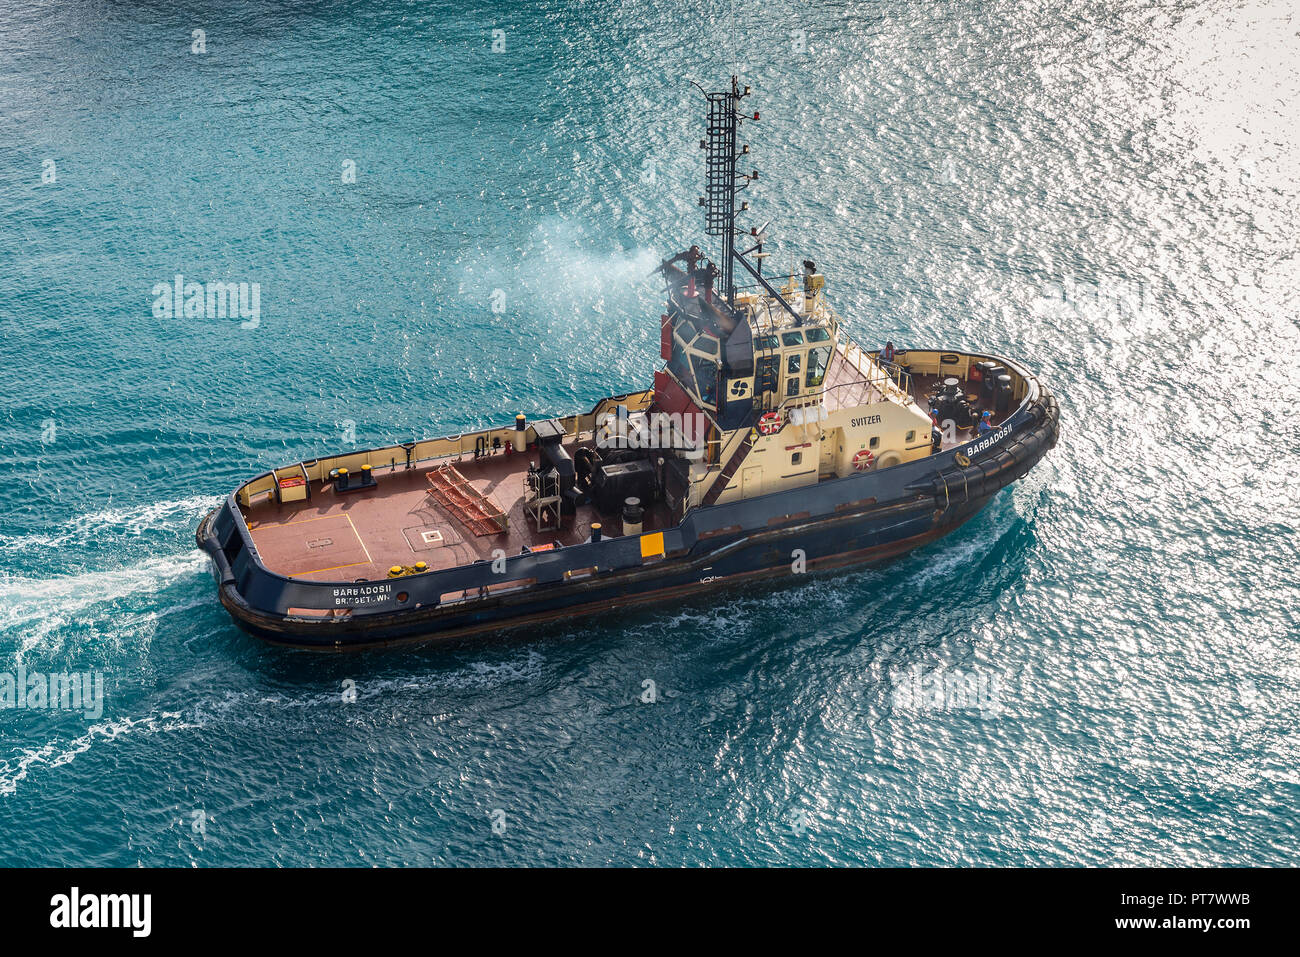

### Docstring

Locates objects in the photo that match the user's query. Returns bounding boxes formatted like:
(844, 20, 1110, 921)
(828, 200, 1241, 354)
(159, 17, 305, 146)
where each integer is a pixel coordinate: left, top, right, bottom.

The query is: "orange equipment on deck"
(425, 463, 508, 537)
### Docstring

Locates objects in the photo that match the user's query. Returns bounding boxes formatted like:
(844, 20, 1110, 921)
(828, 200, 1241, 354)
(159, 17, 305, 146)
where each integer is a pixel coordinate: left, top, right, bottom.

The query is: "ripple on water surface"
(0, 0, 1296, 865)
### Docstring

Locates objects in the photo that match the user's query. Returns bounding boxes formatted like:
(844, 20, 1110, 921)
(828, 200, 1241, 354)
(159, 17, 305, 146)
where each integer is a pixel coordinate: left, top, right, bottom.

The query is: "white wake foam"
(0, 494, 223, 554)
(0, 710, 197, 798)
(0, 552, 210, 663)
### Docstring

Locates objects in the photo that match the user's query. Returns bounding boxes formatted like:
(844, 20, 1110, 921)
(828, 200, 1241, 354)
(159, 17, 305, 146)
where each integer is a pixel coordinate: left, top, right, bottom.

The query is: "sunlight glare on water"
(0, 0, 1296, 865)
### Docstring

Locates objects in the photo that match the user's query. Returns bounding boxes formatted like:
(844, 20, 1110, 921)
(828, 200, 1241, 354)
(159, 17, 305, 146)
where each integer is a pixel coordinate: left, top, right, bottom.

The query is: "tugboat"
(198, 79, 1059, 650)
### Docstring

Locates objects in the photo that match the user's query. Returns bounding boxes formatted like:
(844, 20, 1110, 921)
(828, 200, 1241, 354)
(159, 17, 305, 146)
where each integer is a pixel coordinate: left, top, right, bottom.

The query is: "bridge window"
(805, 327, 831, 343)
(668, 337, 695, 392)
(806, 345, 830, 388)
(786, 377, 800, 397)
(787, 352, 801, 374)
(692, 356, 718, 406)
(781, 331, 805, 347)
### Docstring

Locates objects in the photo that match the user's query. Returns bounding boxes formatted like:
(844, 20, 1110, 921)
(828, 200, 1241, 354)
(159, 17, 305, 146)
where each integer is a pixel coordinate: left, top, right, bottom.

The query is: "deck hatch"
(403, 524, 459, 552)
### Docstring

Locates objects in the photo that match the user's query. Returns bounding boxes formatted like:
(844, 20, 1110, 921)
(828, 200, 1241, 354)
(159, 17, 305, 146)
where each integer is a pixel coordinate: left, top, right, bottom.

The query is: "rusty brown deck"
(241, 448, 672, 583)
(241, 368, 1013, 584)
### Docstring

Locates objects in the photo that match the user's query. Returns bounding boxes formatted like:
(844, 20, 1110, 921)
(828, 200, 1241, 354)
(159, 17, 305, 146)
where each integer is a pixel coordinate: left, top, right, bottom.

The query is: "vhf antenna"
(698, 76, 759, 306)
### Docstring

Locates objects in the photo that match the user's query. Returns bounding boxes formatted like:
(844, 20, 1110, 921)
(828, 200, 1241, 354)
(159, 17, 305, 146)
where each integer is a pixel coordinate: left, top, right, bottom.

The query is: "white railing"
(838, 334, 912, 405)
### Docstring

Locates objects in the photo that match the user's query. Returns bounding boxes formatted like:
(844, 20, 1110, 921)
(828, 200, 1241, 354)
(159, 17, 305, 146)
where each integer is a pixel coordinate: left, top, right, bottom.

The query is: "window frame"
(805, 345, 831, 388)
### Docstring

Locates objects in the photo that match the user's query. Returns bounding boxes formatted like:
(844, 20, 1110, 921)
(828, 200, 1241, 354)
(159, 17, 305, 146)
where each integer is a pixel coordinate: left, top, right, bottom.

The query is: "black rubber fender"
(926, 393, 1059, 507)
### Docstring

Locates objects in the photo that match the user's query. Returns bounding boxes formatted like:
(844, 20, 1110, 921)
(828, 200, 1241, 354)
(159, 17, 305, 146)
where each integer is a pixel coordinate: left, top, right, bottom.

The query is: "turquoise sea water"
(1, 0, 1297, 865)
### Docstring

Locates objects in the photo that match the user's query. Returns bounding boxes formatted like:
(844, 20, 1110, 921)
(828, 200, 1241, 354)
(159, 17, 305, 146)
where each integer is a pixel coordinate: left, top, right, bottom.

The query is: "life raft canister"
(852, 448, 875, 471)
(758, 411, 783, 435)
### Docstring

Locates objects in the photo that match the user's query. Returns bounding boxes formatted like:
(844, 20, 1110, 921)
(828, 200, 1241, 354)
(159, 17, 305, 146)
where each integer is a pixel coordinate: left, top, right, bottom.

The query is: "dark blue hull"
(206, 492, 988, 650)
(197, 364, 1058, 651)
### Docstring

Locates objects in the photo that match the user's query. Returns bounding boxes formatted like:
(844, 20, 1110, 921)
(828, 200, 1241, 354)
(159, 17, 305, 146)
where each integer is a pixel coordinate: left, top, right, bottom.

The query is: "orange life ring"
(758, 411, 783, 435)
(852, 449, 875, 471)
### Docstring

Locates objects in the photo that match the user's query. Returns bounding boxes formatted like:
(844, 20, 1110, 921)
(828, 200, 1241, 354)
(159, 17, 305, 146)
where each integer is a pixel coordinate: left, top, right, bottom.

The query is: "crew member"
(882, 341, 896, 364)
(977, 410, 994, 435)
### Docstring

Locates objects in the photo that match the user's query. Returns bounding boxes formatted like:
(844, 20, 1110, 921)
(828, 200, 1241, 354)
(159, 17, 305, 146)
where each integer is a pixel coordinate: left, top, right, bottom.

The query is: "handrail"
(838, 337, 912, 404)
(235, 388, 656, 506)
(816, 376, 883, 411)
(734, 249, 804, 325)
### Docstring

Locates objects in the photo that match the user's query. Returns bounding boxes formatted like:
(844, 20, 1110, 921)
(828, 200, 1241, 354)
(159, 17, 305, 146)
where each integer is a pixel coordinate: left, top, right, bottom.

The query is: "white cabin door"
(819, 428, 841, 477)
(741, 466, 762, 498)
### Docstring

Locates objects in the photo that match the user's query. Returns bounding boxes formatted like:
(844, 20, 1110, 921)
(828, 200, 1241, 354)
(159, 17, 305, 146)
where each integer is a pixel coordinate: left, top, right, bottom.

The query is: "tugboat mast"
(692, 78, 802, 326)
(700, 76, 757, 306)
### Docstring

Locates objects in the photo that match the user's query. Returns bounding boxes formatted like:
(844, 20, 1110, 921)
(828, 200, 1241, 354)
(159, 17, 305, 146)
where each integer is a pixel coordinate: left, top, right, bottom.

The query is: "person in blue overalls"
(977, 410, 994, 435)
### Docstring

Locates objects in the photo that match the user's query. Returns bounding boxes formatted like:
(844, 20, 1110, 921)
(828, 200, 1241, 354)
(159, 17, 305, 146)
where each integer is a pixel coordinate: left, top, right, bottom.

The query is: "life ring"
(852, 449, 875, 471)
(758, 411, 783, 435)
